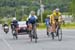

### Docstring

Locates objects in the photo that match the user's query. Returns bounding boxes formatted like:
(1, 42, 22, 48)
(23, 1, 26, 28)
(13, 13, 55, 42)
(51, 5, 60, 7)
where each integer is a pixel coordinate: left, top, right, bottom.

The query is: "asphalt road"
(0, 25, 75, 50)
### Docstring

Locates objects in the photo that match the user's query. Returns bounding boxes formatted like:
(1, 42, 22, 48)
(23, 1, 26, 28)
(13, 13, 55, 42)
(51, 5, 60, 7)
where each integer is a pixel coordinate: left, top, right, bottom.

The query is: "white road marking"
(2, 38, 13, 50)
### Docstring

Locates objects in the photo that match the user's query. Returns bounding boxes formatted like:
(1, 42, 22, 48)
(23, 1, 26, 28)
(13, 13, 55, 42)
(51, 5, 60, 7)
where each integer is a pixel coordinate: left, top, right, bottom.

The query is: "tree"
(69, 0, 75, 22)
(0, 0, 71, 21)
(71, 0, 75, 15)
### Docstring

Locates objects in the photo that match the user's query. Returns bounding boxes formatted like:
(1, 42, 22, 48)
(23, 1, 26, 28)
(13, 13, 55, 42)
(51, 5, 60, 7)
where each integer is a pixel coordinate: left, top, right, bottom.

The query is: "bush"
(43, 10, 52, 22)
(38, 10, 52, 23)
(21, 15, 28, 21)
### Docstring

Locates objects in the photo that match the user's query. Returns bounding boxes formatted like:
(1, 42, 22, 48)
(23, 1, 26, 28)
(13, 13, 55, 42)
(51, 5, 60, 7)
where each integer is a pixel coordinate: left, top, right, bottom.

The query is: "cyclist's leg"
(52, 23, 56, 32)
(51, 23, 55, 39)
(32, 23, 38, 39)
(47, 26, 49, 35)
(28, 23, 32, 31)
(33, 23, 36, 31)
(47, 25, 50, 36)
(27, 23, 32, 38)
(56, 22, 60, 36)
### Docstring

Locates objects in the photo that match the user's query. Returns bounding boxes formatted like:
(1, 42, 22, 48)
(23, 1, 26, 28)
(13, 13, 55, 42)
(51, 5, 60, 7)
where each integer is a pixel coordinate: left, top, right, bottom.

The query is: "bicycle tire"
(58, 28, 62, 41)
(33, 26, 37, 43)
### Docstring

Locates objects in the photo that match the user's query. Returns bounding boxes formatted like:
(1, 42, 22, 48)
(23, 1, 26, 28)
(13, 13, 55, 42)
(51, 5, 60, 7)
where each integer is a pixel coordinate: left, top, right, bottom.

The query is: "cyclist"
(45, 15, 50, 36)
(11, 17, 18, 34)
(3, 22, 8, 27)
(50, 8, 62, 39)
(11, 17, 18, 28)
(11, 17, 18, 36)
(2, 22, 9, 34)
(27, 11, 38, 39)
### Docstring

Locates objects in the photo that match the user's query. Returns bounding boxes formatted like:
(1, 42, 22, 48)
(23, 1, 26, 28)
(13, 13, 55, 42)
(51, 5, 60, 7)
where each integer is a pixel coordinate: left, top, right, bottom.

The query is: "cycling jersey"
(28, 15, 37, 19)
(28, 15, 37, 24)
(12, 20, 18, 28)
(45, 18, 50, 27)
(50, 12, 62, 24)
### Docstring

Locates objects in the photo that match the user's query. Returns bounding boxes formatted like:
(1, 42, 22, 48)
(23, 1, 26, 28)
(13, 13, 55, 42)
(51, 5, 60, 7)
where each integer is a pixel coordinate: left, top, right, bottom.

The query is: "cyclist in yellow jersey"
(50, 8, 62, 39)
(50, 9, 62, 24)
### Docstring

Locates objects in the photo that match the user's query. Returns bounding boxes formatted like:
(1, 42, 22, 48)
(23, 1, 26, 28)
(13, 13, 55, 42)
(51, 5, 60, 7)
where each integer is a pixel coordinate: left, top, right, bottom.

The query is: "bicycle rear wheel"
(33, 28, 37, 43)
(32, 24, 38, 43)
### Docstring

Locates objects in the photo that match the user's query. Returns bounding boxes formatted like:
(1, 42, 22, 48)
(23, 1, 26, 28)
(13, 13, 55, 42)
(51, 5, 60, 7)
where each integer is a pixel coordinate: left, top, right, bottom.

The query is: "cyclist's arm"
(50, 15, 55, 24)
(58, 14, 63, 24)
(50, 15, 52, 24)
(34, 15, 38, 19)
(28, 15, 38, 19)
(58, 13, 62, 22)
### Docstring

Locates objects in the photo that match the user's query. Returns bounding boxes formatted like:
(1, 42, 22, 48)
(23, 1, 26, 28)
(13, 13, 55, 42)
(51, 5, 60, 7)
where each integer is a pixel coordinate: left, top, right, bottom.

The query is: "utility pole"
(40, 0, 43, 23)
(40, 0, 44, 23)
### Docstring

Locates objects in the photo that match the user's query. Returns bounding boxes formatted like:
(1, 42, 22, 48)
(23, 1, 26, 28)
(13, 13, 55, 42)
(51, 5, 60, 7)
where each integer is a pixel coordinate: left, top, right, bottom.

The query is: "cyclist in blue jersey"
(28, 11, 37, 24)
(45, 15, 51, 36)
(27, 11, 38, 39)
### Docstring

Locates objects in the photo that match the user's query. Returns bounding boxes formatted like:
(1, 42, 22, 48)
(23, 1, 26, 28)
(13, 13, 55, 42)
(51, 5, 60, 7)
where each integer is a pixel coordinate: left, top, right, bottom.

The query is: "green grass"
(37, 23, 75, 29)
(61, 23, 75, 29)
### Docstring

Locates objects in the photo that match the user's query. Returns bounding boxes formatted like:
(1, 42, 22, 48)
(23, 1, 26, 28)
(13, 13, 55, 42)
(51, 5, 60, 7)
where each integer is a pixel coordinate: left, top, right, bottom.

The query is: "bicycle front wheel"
(57, 28, 62, 41)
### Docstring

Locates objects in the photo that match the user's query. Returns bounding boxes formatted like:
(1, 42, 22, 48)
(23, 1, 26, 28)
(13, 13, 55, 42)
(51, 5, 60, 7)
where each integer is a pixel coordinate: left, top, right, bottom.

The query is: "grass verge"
(37, 23, 75, 29)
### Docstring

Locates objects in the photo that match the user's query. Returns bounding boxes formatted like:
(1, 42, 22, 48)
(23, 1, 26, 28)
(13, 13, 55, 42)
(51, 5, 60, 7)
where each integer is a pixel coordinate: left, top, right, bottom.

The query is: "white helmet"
(13, 17, 16, 20)
(55, 8, 60, 11)
(30, 11, 35, 15)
